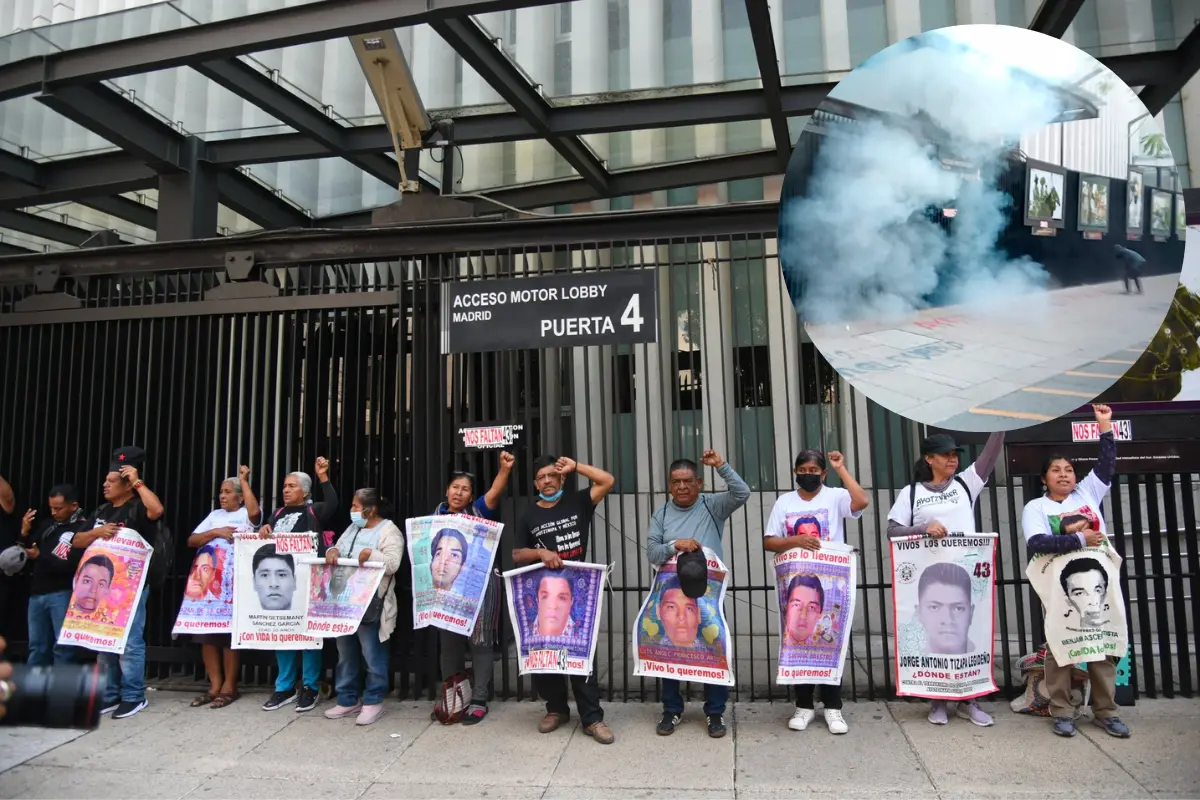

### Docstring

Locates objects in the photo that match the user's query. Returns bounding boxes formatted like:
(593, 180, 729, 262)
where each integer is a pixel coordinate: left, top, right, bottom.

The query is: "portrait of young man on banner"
(305, 559, 386, 637)
(407, 514, 503, 636)
(892, 534, 998, 700)
(58, 529, 153, 654)
(632, 548, 734, 687)
(503, 561, 607, 675)
(1026, 545, 1128, 667)
(773, 542, 856, 685)
(172, 537, 235, 635)
(231, 533, 321, 650)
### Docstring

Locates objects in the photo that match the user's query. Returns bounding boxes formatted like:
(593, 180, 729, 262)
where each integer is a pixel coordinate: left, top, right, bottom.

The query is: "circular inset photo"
(779, 24, 1187, 432)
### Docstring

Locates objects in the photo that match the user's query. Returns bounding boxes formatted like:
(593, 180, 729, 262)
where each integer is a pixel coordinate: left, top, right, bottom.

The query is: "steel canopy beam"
(192, 59, 408, 189)
(35, 84, 185, 170)
(0, 153, 157, 208)
(0, 149, 41, 186)
(1029, 0, 1085, 38)
(1138, 23, 1200, 116)
(0, 241, 39, 257)
(1102, 50, 1182, 91)
(0, 0, 562, 102)
(81, 196, 158, 231)
(743, 0, 792, 169)
(430, 16, 609, 194)
(0, 209, 120, 247)
(215, 171, 311, 230)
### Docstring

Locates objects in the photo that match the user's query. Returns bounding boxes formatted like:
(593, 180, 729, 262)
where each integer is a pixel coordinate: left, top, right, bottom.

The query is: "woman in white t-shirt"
(886, 431, 1004, 728)
(763, 450, 868, 736)
(1020, 403, 1130, 740)
(186, 467, 260, 710)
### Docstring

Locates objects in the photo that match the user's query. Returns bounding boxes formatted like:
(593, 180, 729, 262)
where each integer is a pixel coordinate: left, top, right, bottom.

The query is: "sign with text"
(1071, 420, 1132, 443)
(456, 422, 524, 452)
(440, 270, 659, 354)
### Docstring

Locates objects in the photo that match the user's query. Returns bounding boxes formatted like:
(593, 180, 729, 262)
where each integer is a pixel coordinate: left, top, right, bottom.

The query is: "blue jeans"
(662, 678, 728, 716)
(334, 624, 390, 707)
(27, 590, 76, 666)
(100, 588, 148, 704)
(275, 649, 323, 693)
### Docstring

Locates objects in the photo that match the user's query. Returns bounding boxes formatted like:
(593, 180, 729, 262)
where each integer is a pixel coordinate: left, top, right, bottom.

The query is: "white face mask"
(349, 511, 367, 528)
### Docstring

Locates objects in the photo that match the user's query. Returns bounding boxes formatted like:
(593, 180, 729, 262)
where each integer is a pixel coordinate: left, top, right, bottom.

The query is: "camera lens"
(2, 663, 106, 730)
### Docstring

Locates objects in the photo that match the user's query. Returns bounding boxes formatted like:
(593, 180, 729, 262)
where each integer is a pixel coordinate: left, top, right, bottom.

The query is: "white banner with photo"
(502, 561, 609, 676)
(1026, 544, 1128, 666)
(231, 532, 321, 650)
(305, 558, 386, 637)
(407, 514, 503, 636)
(891, 533, 998, 700)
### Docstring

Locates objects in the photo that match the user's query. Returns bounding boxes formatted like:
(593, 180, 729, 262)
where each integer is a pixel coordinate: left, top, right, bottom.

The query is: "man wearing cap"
(72, 446, 165, 720)
(887, 430, 1003, 728)
(647, 449, 749, 739)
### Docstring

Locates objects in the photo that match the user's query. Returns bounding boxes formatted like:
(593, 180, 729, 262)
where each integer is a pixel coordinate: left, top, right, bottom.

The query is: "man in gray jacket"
(1113, 244, 1146, 294)
(646, 449, 751, 739)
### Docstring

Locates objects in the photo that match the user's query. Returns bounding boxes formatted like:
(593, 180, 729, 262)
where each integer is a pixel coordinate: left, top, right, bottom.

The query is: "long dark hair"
(911, 456, 935, 484)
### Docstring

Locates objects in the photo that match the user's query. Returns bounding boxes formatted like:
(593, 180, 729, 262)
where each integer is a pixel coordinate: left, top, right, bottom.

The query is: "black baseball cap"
(109, 445, 146, 473)
(920, 434, 964, 456)
(677, 550, 708, 599)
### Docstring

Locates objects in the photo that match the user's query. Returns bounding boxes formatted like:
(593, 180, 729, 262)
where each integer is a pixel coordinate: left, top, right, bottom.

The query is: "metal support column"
(156, 137, 219, 241)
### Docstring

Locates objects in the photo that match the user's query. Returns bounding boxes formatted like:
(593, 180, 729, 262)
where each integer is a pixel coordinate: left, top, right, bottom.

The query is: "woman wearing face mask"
(763, 450, 868, 735)
(186, 466, 259, 710)
(886, 430, 1005, 727)
(434, 451, 515, 724)
(322, 489, 403, 726)
(1020, 404, 1129, 739)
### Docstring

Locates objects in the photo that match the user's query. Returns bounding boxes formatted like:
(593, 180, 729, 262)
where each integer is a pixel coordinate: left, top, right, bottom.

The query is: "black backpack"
(147, 518, 174, 590)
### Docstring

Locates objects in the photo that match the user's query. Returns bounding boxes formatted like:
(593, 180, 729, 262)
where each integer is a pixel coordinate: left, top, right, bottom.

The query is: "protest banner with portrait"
(891, 533, 998, 700)
(632, 548, 734, 687)
(407, 513, 503, 636)
(305, 558, 386, 637)
(773, 541, 856, 685)
(231, 532, 321, 650)
(1026, 544, 1128, 667)
(503, 560, 608, 675)
(58, 528, 152, 654)
(172, 536, 237, 636)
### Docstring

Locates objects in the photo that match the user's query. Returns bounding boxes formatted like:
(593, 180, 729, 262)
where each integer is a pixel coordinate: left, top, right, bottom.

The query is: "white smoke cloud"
(782, 33, 1075, 326)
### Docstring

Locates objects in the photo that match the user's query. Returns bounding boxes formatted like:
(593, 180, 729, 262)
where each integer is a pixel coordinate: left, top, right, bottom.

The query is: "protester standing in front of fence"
(258, 457, 338, 714)
(1020, 403, 1131, 740)
(513, 454, 616, 745)
(20, 484, 89, 666)
(647, 449, 750, 739)
(186, 467, 260, 710)
(324, 488, 403, 726)
(886, 431, 1004, 728)
(763, 450, 868, 735)
(434, 451, 515, 725)
(72, 446, 165, 720)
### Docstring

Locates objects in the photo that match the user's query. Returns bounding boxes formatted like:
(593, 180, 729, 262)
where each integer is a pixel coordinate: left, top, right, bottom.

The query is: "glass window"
(611, 349, 637, 493)
(782, 0, 824, 77)
(554, 40, 572, 97)
(721, 0, 757, 81)
(846, 0, 888, 69)
(1070, 2, 1100, 55)
(994, 0, 1027, 28)
(919, 0, 956, 31)
(868, 399, 910, 491)
(608, 0, 631, 92)
(731, 243, 776, 490)
(669, 254, 704, 462)
(1163, 99, 1189, 177)
(728, 178, 765, 202)
(667, 186, 699, 206)
(664, 0, 693, 87)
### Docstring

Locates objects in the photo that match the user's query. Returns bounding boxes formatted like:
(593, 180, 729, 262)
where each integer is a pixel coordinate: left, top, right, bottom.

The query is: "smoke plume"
(781, 34, 1069, 326)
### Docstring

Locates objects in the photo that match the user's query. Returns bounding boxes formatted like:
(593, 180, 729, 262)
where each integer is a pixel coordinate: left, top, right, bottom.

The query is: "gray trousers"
(438, 628, 494, 704)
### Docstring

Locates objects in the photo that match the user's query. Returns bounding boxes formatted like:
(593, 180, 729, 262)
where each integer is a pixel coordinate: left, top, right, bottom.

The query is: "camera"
(1, 663, 107, 730)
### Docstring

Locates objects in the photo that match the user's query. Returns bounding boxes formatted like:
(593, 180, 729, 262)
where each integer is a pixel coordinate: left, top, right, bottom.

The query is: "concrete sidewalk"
(2, 691, 1198, 799)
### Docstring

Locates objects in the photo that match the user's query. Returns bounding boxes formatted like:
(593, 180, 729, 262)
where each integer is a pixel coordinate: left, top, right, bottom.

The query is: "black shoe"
(707, 714, 727, 738)
(112, 699, 148, 719)
(295, 686, 319, 712)
(100, 701, 120, 715)
(262, 690, 297, 711)
(657, 711, 681, 736)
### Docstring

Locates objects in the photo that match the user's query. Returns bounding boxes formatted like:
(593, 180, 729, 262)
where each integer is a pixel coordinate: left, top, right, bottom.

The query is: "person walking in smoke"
(1113, 245, 1145, 295)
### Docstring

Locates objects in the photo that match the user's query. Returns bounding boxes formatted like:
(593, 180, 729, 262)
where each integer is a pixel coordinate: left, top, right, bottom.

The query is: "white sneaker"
(788, 708, 816, 731)
(824, 708, 848, 735)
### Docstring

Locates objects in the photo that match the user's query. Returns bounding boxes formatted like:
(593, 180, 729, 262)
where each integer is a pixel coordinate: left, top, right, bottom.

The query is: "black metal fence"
(0, 206, 1194, 702)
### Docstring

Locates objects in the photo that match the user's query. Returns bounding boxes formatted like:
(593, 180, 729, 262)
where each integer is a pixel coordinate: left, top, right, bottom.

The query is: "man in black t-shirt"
(20, 484, 89, 666)
(72, 446, 165, 721)
(513, 454, 616, 745)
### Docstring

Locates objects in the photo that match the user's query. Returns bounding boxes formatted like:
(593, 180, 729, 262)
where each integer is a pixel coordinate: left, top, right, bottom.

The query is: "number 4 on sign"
(621, 293, 645, 333)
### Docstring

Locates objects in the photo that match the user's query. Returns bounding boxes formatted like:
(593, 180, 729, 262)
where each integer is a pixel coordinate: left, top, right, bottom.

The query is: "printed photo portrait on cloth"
(774, 541, 856, 685)
(172, 537, 235, 635)
(783, 508, 832, 541)
(504, 561, 608, 675)
(59, 529, 152, 654)
(231, 532, 320, 650)
(306, 559, 385, 637)
(1027, 545, 1128, 667)
(632, 548, 734, 687)
(1047, 507, 1102, 537)
(892, 534, 998, 700)
(407, 514, 503, 636)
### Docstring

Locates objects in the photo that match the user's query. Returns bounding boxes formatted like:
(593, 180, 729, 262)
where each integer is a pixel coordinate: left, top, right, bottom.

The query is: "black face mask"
(795, 473, 823, 493)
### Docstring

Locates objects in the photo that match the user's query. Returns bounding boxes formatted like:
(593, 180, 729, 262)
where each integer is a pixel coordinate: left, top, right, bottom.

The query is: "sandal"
(190, 693, 215, 707)
(210, 692, 239, 709)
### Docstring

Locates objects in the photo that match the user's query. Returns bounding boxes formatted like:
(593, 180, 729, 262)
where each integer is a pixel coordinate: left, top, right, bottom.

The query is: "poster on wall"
(1127, 170, 1145, 235)
(1077, 174, 1109, 233)
(773, 543, 856, 686)
(1024, 163, 1065, 228)
(891, 534, 998, 700)
(1150, 189, 1173, 238)
(57, 529, 152, 654)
